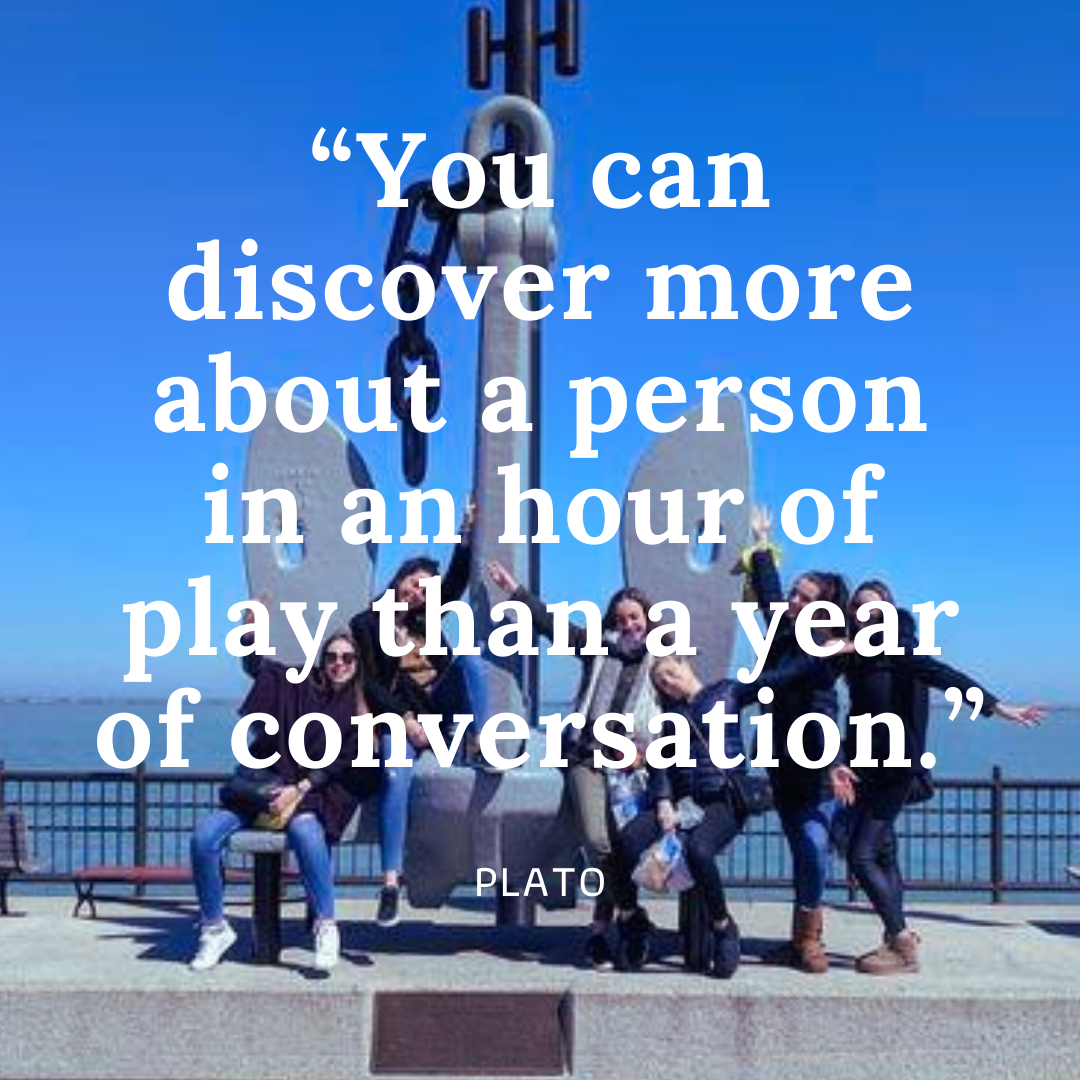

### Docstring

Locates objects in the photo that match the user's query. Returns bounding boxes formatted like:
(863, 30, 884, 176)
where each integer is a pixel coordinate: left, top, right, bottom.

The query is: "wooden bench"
(71, 865, 250, 919)
(72, 836, 300, 964)
(0, 809, 41, 915)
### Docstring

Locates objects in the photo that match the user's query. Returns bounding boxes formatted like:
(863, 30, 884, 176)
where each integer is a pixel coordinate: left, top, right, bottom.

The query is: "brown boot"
(761, 908, 799, 967)
(792, 907, 829, 974)
(855, 929, 920, 975)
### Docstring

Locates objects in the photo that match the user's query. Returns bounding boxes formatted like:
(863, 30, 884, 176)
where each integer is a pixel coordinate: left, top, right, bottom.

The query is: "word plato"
(475, 867, 603, 898)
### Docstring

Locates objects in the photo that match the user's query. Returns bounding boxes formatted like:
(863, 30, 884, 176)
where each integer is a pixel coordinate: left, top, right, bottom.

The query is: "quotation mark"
(312, 127, 351, 161)
(945, 686, 984, 720)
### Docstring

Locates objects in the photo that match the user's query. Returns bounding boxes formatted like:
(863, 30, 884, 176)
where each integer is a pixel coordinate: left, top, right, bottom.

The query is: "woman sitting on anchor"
(189, 617, 379, 972)
(486, 559, 664, 971)
(350, 497, 483, 929)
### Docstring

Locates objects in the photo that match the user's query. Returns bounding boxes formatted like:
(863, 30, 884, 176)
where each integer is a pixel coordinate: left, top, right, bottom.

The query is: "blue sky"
(2, 0, 1077, 707)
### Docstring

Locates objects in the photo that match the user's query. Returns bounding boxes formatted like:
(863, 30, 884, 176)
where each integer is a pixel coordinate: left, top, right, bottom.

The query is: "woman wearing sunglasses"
(188, 619, 378, 973)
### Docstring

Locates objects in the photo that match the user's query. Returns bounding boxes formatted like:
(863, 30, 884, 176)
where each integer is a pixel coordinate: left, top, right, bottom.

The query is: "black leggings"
(613, 795, 744, 922)
(846, 776, 910, 936)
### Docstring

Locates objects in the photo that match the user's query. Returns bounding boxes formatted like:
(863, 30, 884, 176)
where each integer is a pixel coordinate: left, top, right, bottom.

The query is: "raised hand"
(749, 504, 772, 542)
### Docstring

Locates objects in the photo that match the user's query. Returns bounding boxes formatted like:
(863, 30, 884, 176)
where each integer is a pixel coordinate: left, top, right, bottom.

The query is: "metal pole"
(504, 0, 540, 104)
(134, 761, 147, 897)
(990, 765, 1004, 904)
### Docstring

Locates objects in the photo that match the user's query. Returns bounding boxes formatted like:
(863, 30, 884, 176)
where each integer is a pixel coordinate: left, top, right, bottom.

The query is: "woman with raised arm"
(188, 624, 379, 972)
(349, 498, 481, 929)
(742, 506, 852, 973)
(486, 559, 664, 971)
(834, 581, 1044, 974)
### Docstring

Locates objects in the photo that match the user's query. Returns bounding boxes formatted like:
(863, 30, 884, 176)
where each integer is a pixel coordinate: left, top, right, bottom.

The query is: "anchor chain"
(382, 157, 531, 487)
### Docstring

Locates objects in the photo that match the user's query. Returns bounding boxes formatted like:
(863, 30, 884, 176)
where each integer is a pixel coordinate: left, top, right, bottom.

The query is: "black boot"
(616, 908, 652, 972)
(711, 917, 741, 979)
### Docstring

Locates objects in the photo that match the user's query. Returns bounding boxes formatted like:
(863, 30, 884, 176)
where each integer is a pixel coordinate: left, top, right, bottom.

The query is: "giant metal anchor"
(244, 0, 750, 925)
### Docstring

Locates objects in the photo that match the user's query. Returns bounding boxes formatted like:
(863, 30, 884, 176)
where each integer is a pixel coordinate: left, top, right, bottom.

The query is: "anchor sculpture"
(244, 0, 751, 924)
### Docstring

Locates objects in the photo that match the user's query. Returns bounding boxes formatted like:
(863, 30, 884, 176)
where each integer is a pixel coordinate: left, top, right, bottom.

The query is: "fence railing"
(3, 763, 1080, 901)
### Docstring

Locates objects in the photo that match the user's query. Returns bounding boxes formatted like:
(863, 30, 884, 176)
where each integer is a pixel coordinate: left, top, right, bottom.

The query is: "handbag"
(905, 771, 935, 805)
(682, 706, 774, 818)
(219, 767, 303, 831)
(729, 771, 775, 817)
(219, 767, 275, 816)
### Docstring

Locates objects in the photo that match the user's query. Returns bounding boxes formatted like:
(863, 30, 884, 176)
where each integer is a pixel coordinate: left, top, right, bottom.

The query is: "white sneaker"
(189, 920, 237, 971)
(313, 919, 340, 971)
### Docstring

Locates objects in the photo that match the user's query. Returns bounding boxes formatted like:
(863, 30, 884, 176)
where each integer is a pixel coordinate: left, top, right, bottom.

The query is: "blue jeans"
(776, 795, 839, 908)
(379, 734, 417, 876)
(433, 655, 486, 730)
(377, 657, 484, 878)
(190, 808, 336, 923)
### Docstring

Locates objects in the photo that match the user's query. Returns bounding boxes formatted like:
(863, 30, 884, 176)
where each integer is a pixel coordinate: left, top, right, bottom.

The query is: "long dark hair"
(796, 570, 850, 637)
(849, 578, 896, 623)
(313, 631, 362, 693)
(388, 556, 440, 597)
(602, 585, 660, 635)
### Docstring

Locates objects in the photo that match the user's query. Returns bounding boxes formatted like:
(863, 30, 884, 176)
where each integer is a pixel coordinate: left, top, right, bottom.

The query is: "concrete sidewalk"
(3, 894, 1080, 1079)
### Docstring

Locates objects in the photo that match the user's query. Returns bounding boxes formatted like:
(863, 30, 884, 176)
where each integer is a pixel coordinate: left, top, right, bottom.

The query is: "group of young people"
(186, 501, 1043, 977)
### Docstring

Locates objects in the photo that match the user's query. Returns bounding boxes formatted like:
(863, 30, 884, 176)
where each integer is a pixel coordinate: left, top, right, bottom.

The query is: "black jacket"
(843, 608, 999, 782)
(349, 540, 472, 718)
(238, 655, 379, 843)
(748, 549, 843, 801)
(648, 680, 750, 805)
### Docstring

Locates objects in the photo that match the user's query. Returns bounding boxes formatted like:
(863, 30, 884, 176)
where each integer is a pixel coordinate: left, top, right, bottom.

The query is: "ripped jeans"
(378, 656, 486, 877)
(190, 809, 335, 923)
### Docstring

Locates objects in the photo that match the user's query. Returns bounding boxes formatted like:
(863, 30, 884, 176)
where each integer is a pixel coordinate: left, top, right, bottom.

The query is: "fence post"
(134, 762, 148, 897)
(990, 765, 1004, 904)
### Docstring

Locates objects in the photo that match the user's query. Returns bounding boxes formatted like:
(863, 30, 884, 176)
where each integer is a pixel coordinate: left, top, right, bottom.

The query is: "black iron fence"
(3, 763, 1080, 902)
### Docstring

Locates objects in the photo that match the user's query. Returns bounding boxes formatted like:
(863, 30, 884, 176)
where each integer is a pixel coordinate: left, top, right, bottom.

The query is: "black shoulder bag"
(683, 707, 774, 818)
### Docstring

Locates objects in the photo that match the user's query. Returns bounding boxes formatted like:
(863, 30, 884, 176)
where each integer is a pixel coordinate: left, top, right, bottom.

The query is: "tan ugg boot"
(792, 906, 829, 974)
(855, 929, 920, 975)
(761, 907, 799, 966)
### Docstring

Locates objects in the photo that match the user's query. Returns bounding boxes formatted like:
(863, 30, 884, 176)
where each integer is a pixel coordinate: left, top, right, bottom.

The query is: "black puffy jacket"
(648, 680, 749, 805)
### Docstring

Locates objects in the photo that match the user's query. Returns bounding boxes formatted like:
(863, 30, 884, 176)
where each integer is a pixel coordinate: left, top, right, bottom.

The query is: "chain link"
(381, 156, 532, 487)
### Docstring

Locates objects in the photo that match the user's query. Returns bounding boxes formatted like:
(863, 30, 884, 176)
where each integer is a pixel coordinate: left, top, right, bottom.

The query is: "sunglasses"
(324, 650, 356, 665)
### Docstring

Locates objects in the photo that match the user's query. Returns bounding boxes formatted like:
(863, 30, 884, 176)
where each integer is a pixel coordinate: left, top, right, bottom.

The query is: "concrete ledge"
(1, 989, 366, 1080)
(572, 994, 1080, 1080)
(3, 897, 1080, 1079)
